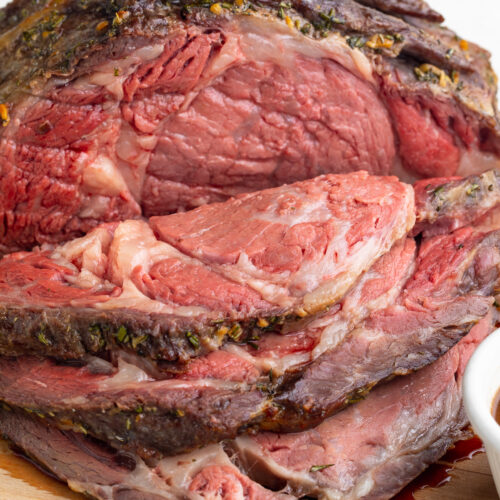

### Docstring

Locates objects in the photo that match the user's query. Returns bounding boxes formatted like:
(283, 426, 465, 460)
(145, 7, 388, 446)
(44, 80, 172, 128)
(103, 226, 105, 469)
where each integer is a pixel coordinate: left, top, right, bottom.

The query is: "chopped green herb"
(186, 331, 200, 349)
(228, 323, 242, 341)
(114, 67, 120, 76)
(135, 405, 143, 414)
(38, 331, 50, 345)
(116, 325, 129, 343)
(132, 334, 148, 349)
(300, 23, 311, 34)
(310, 464, 334, 472)
(466, 183, 480, 196)
(247, 341, 259, 350)
(433, 185, 444, 196)
(457, 243, 464, 249)
(126, 418, 131, 430)
(346, 36, 364, 49)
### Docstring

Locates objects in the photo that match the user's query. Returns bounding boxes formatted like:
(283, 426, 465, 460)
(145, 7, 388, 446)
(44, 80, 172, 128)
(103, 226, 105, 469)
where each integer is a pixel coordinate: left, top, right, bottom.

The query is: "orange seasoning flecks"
(0, 104, 10, 127)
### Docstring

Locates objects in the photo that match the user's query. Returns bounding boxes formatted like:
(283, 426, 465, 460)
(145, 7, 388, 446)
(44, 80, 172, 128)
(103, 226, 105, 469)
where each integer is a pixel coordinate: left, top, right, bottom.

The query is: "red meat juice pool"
(393, 434, 484, 499)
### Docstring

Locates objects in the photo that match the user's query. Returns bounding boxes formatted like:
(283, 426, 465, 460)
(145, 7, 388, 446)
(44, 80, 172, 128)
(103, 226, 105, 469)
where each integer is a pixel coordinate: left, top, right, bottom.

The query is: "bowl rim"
(463, 326, 500, 450)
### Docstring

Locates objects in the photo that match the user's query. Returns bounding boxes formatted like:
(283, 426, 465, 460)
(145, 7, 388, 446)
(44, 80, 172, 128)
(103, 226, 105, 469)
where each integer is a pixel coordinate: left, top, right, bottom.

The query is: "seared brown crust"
(0, 0, 497, 126)
(413, 170, 500, 237)
(0, 310, 481, 458)
(0, 304, 291, 363)
(356, 0, 444, 22)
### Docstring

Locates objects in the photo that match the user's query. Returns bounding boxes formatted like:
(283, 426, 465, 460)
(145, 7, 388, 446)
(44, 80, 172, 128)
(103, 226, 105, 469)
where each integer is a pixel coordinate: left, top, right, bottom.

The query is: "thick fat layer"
(0, 314, 492, 500)
(0, 172, 414, 362)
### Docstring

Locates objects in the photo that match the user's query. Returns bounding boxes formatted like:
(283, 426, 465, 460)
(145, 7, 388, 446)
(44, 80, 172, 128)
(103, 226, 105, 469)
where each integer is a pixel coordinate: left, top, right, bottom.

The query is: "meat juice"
(493, 389, 500, 425)
(393, 435, 484, 499)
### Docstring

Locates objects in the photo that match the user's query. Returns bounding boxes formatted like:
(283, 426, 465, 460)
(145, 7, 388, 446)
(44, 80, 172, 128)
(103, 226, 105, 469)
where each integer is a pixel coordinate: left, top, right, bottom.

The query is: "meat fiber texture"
(0, 172, 415, 364)
(0, 313, 493, 500)
(1, 0, 500, 252)
(0, 170, 500, 456)
(0, 225, 497, 457)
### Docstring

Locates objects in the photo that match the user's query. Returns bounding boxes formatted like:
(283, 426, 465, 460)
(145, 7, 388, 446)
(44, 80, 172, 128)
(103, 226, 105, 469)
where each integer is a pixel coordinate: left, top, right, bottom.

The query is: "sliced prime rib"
(0, 172, 415, 363)
(0, 411, 288, 499)
(0, 314, 492, 500)
(413, 169, 500, 237)
(1, 0, 499, 252)
(234, 312, 494, 499)
(0, 226, 497, 457)
(1, 169, 499, 367)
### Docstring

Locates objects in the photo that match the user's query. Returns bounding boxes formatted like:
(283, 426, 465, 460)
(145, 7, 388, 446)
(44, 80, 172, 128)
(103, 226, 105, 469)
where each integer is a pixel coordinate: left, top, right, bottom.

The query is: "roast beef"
(0, 226, 497, 457)
(413, 169, 500, 237)
(235, 312, 494, 499)
(0, 411, 288, 499)
(0, 172, 415, 363)
(0, 314, 492, 500)
(1, 0, 499, 252)
(1, 169, 499, 368)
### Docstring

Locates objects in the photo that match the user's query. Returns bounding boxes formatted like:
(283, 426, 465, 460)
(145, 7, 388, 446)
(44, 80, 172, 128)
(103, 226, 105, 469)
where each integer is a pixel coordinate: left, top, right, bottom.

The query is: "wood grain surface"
(0, 438, 497, 500)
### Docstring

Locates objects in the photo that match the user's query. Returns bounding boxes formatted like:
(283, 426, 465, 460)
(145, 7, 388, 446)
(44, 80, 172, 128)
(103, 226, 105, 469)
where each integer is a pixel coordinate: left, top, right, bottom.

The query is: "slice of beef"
(0, 227, 497, 457)
(0, 314, 492, 500)
(0, 172, 414, 363)
(0, 411, 287, 500)
(413, 169, 500, 237)
(0, 0, 499, 252)
(235, 312, 494, 500)
(272, 226, 500, 428)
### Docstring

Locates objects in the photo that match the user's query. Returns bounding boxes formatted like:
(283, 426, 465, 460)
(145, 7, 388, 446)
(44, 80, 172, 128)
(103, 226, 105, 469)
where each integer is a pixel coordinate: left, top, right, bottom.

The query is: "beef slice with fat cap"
(1, 168, 499, 367)
(413, 169, 500, 237)
(0, 226, 497, 457)
(0, 412, 289, 499)
(0, 312, 493, 500)
(0, 0, 499, 252)
(0, 172, 414, 363)
(235, 311, 495, 500)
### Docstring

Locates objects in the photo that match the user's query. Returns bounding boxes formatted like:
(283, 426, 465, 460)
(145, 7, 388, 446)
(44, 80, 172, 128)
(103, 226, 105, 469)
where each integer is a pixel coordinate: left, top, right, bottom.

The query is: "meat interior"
(0, 172, 414, 363)
(0, 313, 492, 500)
(2, 0, 500, 252)
(0, 170, 500, 498)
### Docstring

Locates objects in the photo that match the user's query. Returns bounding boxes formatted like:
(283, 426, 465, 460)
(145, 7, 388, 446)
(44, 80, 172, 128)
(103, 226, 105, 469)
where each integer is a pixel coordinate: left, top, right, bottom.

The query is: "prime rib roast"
(2, 0, 500, 497)
(0, 169, 499, 499)
(1, 0, 500, 253)
(0, 313, 493, 499)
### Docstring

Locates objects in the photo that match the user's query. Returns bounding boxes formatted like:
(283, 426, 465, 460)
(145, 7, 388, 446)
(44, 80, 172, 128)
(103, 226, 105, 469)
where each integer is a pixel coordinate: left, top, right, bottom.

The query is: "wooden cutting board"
(0, 439, 497, 500)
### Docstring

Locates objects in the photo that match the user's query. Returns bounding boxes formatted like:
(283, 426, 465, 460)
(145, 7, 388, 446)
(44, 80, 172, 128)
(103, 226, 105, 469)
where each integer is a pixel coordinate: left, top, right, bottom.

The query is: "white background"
(433, 0, 500, 81)
(0, 0, 498, 84)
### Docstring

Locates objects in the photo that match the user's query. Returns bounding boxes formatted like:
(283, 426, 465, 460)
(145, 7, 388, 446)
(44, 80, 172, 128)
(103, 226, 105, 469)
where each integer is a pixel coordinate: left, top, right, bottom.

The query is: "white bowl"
(463, 327, 500, 496)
